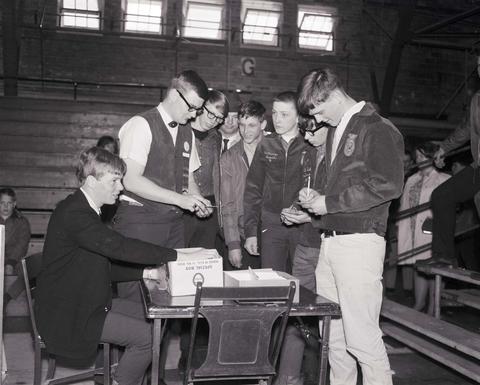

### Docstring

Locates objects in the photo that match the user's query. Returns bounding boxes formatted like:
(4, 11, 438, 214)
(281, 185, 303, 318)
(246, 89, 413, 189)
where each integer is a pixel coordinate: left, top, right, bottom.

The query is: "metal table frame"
(141, 280, 341, 385)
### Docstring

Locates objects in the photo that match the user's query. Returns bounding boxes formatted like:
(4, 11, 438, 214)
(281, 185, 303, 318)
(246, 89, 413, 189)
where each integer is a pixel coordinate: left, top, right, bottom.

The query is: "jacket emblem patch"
(184, 141, 190, 153)
(264, 151, 279, 162)
(344, 134, 357, 157)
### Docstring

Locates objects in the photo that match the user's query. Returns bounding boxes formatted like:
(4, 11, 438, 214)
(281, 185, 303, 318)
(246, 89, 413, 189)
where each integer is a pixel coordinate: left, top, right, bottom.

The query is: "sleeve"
(118, 116, 152, 166)
(243, 143, 266, 238)
(399, 177, 414, 211)
(440, 92, 479, 154)
(440, 115, 471, 154)
(325, 124, 405, 213)
(110, 261, 145, 282)
(64, 206, 177, 266)
(5, 217, 31, 266)
(220, 154, 241, 250)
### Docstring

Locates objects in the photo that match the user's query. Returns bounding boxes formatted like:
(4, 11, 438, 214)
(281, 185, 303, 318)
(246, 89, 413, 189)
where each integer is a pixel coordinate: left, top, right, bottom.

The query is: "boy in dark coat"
(35, 147, 216, 385)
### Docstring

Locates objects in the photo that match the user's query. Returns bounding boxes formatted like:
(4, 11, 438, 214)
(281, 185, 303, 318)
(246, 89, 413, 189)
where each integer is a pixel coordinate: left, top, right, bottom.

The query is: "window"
(183, 1, 224, 40)
(241, 1, 282, 47)
(298, 5, 335, 51)
(60, 0, 101, 30)
(124, 0, 163, 34)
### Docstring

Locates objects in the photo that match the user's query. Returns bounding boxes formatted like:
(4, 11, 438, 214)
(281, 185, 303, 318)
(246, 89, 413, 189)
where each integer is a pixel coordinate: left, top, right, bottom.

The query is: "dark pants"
(113, 202, 184, 302)
(431, 165, 480, 261)
(184, 205, 219, 249)
(278, 245, 320, 379)
(100, 298, 152, 385)
(261, 211, 300, 273)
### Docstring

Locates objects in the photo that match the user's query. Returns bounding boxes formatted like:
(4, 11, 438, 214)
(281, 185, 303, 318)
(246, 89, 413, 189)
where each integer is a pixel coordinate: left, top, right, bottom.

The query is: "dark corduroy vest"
(123, 107, 192, 214)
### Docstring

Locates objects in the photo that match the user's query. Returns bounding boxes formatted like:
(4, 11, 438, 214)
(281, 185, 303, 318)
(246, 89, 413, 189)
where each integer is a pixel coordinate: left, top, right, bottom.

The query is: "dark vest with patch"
(123, 107, 192, 215)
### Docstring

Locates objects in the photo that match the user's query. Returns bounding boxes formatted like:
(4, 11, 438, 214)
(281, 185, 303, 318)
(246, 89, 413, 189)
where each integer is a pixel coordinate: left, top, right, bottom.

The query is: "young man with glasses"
(113, 70, 213, 302)
(296, 67, 404, 385)
(184, 89, 229, 249)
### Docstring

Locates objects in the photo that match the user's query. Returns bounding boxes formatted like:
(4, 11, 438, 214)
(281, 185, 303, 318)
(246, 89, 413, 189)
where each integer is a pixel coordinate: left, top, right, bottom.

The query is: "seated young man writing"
(35, 147, 216, 385)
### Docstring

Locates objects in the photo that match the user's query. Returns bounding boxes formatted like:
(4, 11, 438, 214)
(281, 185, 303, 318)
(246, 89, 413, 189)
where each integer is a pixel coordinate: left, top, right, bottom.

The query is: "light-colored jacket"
(397, 169, 450, 265)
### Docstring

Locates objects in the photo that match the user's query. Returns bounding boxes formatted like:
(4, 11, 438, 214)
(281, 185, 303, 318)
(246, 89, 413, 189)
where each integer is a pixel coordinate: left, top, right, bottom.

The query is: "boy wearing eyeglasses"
(184, 89, 229, 248)
(113, 70, 213, 302)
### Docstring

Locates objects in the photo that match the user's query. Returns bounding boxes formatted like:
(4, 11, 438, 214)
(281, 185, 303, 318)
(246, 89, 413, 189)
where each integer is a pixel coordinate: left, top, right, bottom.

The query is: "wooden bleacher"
(0, 96, 153, 254)
(381, 299, 480, 381)
(416, 265, 480, 317)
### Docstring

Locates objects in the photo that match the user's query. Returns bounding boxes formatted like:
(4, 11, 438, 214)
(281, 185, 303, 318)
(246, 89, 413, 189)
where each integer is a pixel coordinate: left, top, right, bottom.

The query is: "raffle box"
(167, 249, 223, 296)
(224, 268, 300, 303)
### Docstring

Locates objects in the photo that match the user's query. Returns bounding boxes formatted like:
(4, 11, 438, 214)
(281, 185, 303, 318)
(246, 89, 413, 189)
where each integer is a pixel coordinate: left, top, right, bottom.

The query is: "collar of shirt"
(80, 187, 101, 216)
(157, 103, 179, 143)
(222, 131, 241, 149)
(280, 130, 298, 145)
(331, 101, 365, 162)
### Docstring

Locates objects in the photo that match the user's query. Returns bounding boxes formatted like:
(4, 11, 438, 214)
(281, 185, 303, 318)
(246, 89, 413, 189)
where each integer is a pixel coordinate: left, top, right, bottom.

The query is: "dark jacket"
(35, 190, 177, 364)
(440, 90, 480, 168)
(315, 103, 404, 236)
(191, 126, 221, 198)
(0, 209, 30, 267)
(243, 133, 316, 238)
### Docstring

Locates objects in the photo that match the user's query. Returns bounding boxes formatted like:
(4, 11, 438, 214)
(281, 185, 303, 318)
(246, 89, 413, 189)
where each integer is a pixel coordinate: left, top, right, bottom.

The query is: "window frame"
(122, 0, 164, 35)
(297, 5, 336, 53)
(241, 7, 282, 47)
(182, 1, 226, 41)
(59, 0, 102, 30)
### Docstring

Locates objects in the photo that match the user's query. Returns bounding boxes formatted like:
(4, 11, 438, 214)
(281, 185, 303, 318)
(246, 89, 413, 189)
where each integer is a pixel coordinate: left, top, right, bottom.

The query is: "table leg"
(319, 316, 331, 385)
(151, 318, 163, 385)
(434, 274, 442, 319)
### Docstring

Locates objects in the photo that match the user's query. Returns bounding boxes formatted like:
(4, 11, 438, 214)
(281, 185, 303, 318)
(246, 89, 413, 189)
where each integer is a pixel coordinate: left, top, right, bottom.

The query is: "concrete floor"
(2, 285, 479, 384)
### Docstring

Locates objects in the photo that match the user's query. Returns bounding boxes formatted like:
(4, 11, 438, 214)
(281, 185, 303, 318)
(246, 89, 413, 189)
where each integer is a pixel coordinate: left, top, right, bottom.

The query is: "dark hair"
(207, 90, 230, 117)
(238, 100, 266, 122)
(298, 115, 316, 135)
(76, 147, 126, 184)
(450, 149, 473, 166)
(273, 91, 298, 106)
(171, 70, 208, 100)
(96, 135, 119, 154)
(0, 187, 16, 201)
(297, 67, 344, 115)
(416, 141, 439, 159)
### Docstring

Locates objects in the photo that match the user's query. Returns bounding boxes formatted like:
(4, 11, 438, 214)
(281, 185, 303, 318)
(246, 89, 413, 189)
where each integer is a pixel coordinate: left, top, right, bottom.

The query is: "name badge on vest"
(344, 134, 358, 157)
(183, 141, 191, 158)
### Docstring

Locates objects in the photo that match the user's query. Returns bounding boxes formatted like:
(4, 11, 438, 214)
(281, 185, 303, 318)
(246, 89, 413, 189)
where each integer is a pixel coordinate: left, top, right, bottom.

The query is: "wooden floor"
(2, 289, 478, 385)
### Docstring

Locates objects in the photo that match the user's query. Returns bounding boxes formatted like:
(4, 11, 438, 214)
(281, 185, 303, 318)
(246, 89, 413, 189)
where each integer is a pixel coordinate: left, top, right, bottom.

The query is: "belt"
(323, 230, 354, 238)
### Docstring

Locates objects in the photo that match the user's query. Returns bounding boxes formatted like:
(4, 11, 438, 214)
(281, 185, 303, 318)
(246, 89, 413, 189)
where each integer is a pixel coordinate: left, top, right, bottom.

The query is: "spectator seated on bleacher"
(449, 153, 480, 272)
(1, 187, 31, 309)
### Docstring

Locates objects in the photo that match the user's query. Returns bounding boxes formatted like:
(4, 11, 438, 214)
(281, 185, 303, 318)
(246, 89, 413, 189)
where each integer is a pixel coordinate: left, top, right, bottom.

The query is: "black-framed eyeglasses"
(304, 121, 328, 134)
(176, 89, 203, 115)
(203, 105, 225, 124)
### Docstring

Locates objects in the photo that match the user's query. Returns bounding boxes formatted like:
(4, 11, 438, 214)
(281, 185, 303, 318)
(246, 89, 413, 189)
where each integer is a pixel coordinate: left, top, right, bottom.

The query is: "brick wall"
(3, 0, 479, 124)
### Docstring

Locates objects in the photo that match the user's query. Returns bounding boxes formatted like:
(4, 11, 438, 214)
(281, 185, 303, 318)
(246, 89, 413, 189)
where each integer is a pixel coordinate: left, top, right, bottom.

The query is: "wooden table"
(141, 279, 341, 385)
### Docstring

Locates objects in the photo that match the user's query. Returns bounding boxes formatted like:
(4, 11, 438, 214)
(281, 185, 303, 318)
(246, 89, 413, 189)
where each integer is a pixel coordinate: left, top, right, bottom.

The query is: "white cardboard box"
(167, 249, 223, 296)
(224, 268, 300, 303)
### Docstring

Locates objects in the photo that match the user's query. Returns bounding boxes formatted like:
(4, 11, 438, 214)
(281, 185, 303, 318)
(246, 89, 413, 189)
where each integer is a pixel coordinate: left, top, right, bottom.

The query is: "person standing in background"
(221, 100, 267, 270)
(184, 90, 229, 248)
(243, 91, 316, 273)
